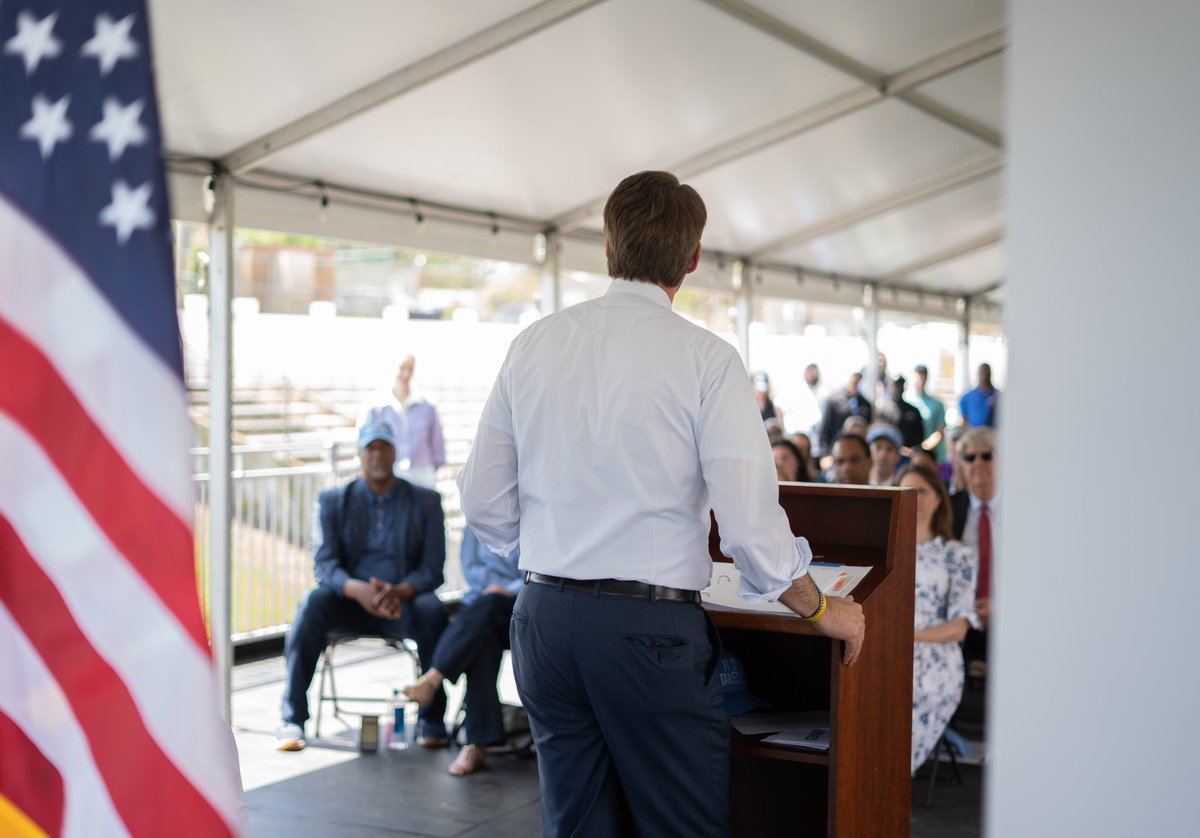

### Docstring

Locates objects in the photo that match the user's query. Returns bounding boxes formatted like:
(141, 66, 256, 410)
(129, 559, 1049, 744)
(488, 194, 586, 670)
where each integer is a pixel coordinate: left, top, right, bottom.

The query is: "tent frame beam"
(552, 28, 1006, 232)
(750, 154, 1004, 261)
(698, 0, 1004, 147)
(880, 230, 1004, 284)
(220, 0, 605, 174)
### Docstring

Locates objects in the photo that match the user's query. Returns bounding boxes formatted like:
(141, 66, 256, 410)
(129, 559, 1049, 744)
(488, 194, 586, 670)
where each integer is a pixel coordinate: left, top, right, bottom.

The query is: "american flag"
(0, 1, 243, 835)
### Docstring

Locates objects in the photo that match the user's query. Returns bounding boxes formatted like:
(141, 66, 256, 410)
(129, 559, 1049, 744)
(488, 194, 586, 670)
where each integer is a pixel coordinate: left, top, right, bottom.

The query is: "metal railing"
(193, 441, 466, 644)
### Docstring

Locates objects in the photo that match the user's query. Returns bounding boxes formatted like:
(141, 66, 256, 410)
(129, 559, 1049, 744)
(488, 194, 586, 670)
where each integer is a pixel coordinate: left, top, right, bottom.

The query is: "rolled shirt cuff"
(737, 536, 814, 604)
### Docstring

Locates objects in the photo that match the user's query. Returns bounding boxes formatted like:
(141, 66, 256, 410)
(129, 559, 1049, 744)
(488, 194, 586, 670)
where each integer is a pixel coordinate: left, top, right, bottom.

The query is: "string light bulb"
(409, 198, 425, 235)
(316, 181, 329, 222)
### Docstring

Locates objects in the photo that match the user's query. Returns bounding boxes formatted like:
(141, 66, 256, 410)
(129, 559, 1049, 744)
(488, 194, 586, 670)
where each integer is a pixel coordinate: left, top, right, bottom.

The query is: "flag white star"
(98, 180, 156, 244)
(89, 97, 147, 161)
(19, 94, 73, 159)
(80, 12, 139, 76)
(3, 10, 62, 74)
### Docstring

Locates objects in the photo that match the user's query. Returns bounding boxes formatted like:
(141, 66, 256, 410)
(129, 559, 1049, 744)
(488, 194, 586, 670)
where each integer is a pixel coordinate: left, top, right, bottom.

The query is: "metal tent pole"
(207, 172, 235, 721)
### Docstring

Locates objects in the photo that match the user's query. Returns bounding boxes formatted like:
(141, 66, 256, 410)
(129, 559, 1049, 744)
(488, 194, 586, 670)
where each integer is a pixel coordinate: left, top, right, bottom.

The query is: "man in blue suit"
(277, 421, 448, 751)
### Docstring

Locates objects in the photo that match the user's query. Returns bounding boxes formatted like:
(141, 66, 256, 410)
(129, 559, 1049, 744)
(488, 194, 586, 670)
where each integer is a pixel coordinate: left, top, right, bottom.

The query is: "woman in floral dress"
(897, 463, 980, 773)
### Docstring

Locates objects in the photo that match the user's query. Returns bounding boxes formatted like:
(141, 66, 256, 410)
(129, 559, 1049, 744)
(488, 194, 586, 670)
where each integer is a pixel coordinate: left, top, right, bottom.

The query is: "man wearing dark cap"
(276, 420, 449, 751)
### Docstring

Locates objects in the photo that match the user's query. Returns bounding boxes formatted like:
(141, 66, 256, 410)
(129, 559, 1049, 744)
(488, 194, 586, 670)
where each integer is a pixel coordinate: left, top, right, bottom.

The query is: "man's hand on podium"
(779, 576, 866, 666)
(813, 596, 865, 666)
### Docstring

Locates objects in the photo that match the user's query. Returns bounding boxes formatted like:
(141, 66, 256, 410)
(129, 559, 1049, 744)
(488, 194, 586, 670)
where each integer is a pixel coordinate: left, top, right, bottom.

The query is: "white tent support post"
(538, 230, 561, 316)
(863, 283, 880, 406)
(733, 260, 751, 369)
(207, 172, 235, 721)
(958, 298, 972, 395)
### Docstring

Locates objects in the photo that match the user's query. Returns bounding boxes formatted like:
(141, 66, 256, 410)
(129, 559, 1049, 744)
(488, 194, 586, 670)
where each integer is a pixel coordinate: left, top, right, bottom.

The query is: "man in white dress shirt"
(458, 171, 865, 837)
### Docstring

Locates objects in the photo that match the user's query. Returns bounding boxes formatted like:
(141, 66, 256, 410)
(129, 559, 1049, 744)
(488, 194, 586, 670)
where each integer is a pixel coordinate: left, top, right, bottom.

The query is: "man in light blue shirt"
(404, 528, 521, 776)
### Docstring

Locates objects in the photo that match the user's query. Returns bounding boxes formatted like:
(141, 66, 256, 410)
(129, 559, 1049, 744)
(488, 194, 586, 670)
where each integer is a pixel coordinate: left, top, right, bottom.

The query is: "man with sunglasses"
(951, 426, 998, 668)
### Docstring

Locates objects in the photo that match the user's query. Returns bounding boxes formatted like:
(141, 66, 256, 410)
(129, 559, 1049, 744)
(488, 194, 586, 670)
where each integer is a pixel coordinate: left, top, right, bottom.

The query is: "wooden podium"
(705, 483, 916, 837)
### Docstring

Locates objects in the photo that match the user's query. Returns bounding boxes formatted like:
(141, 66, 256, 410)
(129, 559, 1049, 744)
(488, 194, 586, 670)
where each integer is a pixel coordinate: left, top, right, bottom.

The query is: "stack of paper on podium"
(702, 563, 871, 615)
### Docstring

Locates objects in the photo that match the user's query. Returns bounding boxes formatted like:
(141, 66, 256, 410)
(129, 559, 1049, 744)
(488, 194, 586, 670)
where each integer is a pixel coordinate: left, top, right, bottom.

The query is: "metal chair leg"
(925, 736, 943, 807)
(924, 731, 965, 806)
(313, 634, 422, 740)
(314, 641, 338, 739)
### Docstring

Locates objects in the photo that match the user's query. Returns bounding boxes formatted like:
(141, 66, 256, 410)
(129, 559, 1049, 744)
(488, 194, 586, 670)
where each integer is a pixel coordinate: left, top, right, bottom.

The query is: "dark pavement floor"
(233, 640, 983, 837)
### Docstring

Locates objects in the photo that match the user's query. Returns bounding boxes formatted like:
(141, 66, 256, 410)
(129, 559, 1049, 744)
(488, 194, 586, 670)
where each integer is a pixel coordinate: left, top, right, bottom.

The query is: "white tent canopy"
(155, 0, 1007, 711)
(155, 0, 1005, 322)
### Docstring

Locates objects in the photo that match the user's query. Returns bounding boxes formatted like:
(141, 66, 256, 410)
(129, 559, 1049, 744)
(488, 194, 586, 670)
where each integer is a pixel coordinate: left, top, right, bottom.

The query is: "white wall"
(993, 3, 1200, 835)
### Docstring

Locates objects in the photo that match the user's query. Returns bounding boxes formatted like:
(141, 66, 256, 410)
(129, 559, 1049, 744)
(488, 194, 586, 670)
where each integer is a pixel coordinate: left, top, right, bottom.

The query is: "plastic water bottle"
(388, 689, 408, 750)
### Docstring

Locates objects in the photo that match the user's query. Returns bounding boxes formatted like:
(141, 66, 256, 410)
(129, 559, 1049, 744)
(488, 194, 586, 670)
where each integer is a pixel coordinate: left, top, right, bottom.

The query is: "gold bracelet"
(801, 590, 827, 622)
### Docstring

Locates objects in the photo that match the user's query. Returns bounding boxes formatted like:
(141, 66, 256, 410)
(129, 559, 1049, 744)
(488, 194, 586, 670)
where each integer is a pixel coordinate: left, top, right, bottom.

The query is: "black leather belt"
(525, 572, 700, 604)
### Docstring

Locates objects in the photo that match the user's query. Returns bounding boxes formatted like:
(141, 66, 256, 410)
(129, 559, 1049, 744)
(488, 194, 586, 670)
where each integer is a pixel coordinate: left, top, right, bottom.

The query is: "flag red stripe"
(0, 518, 232, 838)
(0, 712, 64, 838)
(0, 317, 208, 652)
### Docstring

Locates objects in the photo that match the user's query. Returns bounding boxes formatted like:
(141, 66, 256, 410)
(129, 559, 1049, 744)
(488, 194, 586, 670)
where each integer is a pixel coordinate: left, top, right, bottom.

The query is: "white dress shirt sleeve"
(697, 346, 813, 602)
(457, 355, 521, 556)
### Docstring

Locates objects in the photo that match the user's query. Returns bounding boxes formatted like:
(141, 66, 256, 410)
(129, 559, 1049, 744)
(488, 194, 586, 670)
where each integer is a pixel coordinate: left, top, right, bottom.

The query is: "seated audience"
(405, 528, 522, 776)
(772, 438, 808, 482)
(939, 426, 966, 492)
(831, 433, 872, 485)
(763, 417, 786, 445)
(867, 424, 904, 486)
(277, 421, 449, 752)
(897, 464, 980, 774)
(909, 448, 938, 473)
(789, 431, 822, 483)
(950, 426, 999, 670)
(841, 414, 869, 438)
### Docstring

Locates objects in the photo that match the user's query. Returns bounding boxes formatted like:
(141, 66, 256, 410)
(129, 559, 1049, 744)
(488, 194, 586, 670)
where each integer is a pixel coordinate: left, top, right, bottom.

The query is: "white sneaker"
(276, 723, 306, 752)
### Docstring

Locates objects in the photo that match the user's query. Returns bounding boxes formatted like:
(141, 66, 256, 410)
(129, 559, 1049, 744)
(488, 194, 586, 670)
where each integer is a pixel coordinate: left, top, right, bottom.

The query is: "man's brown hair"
(603, 171, 706, 287)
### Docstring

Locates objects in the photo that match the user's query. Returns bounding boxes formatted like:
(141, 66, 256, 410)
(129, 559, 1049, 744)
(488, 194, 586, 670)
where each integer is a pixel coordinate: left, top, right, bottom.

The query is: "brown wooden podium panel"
(706, 483, 916, 838)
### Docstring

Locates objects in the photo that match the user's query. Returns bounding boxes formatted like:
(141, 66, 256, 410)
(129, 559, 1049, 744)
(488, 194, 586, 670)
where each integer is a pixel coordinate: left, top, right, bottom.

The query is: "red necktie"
(977, 503, 992, 599)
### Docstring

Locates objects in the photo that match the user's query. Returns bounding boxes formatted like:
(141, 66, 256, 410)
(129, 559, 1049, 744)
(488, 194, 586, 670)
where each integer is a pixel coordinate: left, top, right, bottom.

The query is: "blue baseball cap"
(357, 420, 396, 450)
(716, 651, 770, 716)
(867, 423, 902, 450)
